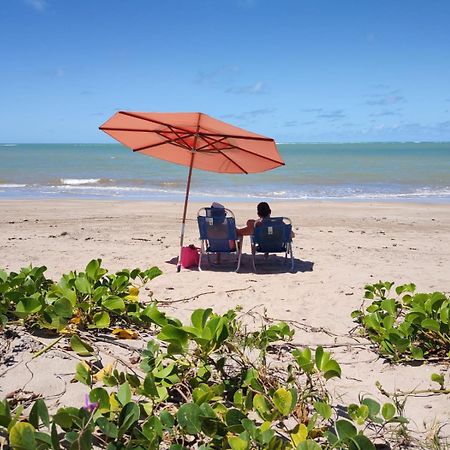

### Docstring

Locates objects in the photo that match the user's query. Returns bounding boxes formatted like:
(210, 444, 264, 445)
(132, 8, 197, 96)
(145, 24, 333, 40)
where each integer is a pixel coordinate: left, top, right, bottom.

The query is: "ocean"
(1, 143, 450, 202)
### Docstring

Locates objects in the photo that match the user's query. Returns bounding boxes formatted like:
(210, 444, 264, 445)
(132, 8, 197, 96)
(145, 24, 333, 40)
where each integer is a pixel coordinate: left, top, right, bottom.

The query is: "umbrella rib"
(201, 132, 274, 142)
(111, 111, 275, 142)
(226, 144, 285, 166)
(132, 136, 192, 152)
(118, 111, 201, 138)
(195, 135, 227, 152)
(216, 149, 248, 174)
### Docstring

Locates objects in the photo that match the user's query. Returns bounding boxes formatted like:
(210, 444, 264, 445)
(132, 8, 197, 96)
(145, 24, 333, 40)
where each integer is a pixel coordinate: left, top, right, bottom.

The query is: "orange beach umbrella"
(99, 111, 284, 271)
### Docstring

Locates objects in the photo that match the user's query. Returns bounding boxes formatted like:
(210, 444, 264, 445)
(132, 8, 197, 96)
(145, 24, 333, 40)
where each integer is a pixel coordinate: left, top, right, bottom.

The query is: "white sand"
(1, 199, 449, 438)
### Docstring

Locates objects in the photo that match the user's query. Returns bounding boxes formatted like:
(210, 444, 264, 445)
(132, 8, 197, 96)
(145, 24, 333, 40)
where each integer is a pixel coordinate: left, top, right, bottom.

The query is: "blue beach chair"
(250, 217, 295, 272)
(197, 206, 242, 272)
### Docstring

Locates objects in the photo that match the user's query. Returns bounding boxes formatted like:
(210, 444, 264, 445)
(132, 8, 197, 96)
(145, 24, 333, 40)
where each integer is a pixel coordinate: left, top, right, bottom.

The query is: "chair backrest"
(197, 207, 237, 252)
(252, 217, 292, 253)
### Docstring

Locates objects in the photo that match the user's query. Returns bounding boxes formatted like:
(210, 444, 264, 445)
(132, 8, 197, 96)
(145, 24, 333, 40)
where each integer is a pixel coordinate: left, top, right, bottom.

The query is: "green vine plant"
(351, 281, 450, 363)
(0, 259, 162, 334)
(1, 263, 409, 449)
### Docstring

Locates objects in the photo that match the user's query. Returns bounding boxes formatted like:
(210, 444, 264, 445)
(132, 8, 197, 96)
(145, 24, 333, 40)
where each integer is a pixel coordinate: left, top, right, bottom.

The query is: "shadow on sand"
(166, 253, 314, 274)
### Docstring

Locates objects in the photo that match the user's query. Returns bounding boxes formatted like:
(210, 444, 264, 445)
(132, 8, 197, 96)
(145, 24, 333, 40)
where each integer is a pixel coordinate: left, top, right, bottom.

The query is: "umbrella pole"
(177, 152, 195, 272)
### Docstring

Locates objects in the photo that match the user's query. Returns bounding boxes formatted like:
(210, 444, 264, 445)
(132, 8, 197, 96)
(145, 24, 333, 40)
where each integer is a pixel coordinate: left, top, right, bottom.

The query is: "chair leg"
(289, 244, 295, 271)
(236, 249, 242, 273)
(251, 245, 257, 272)
(198, 241, 204, 271)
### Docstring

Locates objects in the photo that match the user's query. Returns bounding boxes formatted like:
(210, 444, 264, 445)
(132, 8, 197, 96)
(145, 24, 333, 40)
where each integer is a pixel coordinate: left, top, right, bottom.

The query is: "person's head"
(257, 202, 271, 218)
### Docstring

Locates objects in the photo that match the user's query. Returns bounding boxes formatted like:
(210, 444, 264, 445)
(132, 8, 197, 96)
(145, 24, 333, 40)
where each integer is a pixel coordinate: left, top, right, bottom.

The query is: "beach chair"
(250, 217, 295, 272)
(197, 206, 242, 272)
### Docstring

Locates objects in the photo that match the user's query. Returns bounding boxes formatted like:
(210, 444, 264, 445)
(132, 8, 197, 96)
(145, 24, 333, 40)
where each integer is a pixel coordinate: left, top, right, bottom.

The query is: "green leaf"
(89, 388, 110, 411)
(96, 417, 118, 438)
(381, 403, 396, 421)
(225, 408, 246, 426)
(9, 422, 37, 450)
(118, 402, 140, 436)
(296, 440, 322, 450)
(410, 346, 424, 360)
(253, 394, 273, 421)
(53, 297, 73, 318)
(349, 434, 376, 450)
(228, 435, 249, 450)
(421, 318, 441, 333)
(347, 404, 369, 425)
(157, 325, 188, 353)
(15, 296, 42, 316)
(380, 298, 397, 315)
(117, 382, 132, 406)
(335, 419, 357, 440)
(291, 423, 308, 446)
(74, 362, 91, 385)
(102, 296, 126, 312)
(70, 334, 94, 356)
(361, 398, 380, 419)
(272, 388, 293, 416)
(51, 423, 61, 450)
(314, 401, 332, 420)
(141, 303, 169, 327)
(143, 266, 162, 280)
(75, 276, 92, 294)
(92, 311, 110, 328)
(177, 403, 202, 435)
(0, 400, 11, 428)
(160, 410, 174, 429)
(85, 259, 104, 282)
(29, 399, 49, 429)
(191, 308, 213, 330)
(431, 373, 445, 389)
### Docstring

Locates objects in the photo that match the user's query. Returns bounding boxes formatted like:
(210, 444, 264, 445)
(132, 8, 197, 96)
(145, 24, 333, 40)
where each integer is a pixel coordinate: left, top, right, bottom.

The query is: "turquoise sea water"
(1, 143, 450, 202)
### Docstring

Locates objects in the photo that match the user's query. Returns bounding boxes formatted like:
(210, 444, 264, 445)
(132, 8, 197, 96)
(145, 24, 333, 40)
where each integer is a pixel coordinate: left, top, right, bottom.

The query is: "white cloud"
(25, 0, 48, 12)
(225, 81, 267, 95)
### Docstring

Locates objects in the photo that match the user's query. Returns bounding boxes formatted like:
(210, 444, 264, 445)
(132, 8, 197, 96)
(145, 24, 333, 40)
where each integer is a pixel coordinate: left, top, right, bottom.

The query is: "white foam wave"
(60, 178, 101, 185)
(0, 183, 27, 188)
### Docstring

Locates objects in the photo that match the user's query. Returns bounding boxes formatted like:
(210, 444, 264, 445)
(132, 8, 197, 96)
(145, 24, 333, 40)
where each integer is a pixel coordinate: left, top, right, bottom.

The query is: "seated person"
(237, 201, 271, 236)
(237, 201, 295, 238)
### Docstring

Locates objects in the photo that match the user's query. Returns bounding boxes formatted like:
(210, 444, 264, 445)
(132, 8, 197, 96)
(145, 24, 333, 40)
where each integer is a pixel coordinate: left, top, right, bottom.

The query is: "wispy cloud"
(80, 90, 93, 96)
(369, 109, 402, 117)
(300, 121, 316, 126)
(372, 83, 390, 90)
(316, 109, 346, 121)
(301, 108, 323, 113)
(25, 0, 47, 12)
(225, 81, 267, 95)
(195, 65, 239, 88)
(283, 120, 298, 127)
(220, 108, 276, 121)
(366, 95, 406, 106)
(366, 89, 406, 106)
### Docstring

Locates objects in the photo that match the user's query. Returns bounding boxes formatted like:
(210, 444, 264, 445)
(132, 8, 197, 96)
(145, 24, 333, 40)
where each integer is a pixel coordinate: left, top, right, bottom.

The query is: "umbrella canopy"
(99, 111, 284, 270)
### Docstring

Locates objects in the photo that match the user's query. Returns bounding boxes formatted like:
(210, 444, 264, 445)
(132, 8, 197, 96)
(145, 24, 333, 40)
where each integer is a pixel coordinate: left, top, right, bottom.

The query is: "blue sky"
(1, 0, 450, 143)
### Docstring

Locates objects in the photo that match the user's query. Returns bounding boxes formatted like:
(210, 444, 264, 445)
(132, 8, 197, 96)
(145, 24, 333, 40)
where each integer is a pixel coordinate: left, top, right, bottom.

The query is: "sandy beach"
(1, 199, 449, 439)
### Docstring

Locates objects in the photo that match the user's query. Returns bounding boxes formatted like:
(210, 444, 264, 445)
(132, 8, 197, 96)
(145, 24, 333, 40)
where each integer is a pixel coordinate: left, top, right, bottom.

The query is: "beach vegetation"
(0, 266, 416, 450)
(0, 264, 409, 448)
(0, 259, 162, 333)
(351, 282, 450, 362)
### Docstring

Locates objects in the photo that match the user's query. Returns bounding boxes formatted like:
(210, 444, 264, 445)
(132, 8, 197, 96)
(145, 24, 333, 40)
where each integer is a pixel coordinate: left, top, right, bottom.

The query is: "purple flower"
(83, 394, 98, 413)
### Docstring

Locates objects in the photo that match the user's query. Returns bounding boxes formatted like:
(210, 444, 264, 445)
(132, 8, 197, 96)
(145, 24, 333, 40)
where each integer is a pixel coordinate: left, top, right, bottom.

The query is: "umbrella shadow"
(166, 254, 314, 274)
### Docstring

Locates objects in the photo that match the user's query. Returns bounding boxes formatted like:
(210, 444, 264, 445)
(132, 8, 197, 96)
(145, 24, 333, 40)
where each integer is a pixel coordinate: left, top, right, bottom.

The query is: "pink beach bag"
(180, 245, 200, 269)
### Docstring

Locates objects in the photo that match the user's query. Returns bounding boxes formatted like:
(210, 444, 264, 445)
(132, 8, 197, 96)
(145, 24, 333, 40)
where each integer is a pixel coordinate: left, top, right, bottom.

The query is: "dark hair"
(257, 202, 271, 218)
